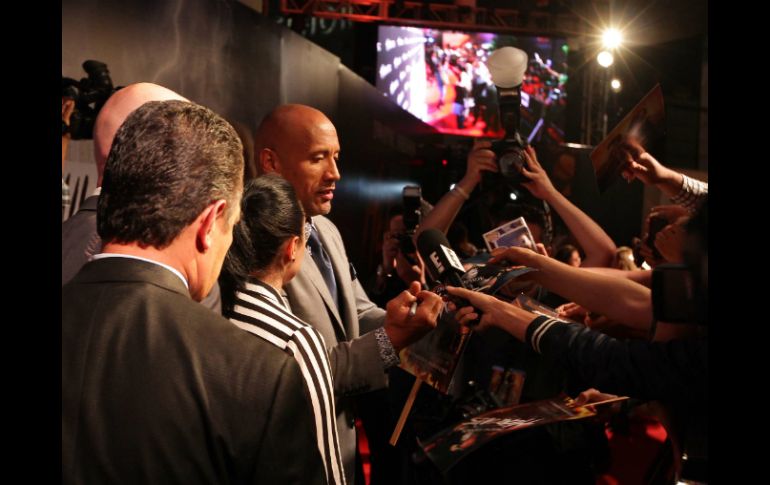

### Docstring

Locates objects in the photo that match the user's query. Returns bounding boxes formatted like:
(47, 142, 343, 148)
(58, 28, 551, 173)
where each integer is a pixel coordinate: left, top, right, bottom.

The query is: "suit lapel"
(303, 228, 346, 339)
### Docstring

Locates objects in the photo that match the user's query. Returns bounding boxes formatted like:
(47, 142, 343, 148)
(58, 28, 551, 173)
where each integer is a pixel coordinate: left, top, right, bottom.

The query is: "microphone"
(416, 229, 479, 324)
(416, 229, 468, 288)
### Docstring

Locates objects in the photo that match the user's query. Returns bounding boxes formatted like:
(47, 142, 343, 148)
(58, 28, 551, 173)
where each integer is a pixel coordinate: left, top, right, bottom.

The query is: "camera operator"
(418, 141, 617, 269)
(447, 198, 708, 483)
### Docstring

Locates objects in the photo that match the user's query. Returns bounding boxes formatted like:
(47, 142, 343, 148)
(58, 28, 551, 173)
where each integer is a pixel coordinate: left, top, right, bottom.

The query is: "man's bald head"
(93, 83, 188, 183)
(255, 104, 341, 216)
(254, 104, 332, 158)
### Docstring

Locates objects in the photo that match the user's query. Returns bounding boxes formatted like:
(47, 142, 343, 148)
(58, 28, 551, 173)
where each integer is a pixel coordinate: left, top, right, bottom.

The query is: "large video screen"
(376, 26, 569, 142)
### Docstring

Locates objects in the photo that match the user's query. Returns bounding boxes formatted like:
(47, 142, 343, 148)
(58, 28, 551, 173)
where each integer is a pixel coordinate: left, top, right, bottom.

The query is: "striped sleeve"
(524, 314, 589, 356)
(229, 289, 346, 485)
(525, 315, 564, 354)
(670, 174, 708, 212)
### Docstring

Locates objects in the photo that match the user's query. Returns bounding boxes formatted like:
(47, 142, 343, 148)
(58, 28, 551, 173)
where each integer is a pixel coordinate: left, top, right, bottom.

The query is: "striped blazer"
(228, 279, 346, 485)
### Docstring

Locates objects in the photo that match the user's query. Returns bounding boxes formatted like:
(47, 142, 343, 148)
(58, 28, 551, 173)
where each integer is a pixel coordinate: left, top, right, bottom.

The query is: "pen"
(408, 301, 418, 316)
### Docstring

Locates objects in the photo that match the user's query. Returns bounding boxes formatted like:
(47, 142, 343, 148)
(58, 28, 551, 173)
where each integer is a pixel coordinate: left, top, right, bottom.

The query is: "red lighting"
(442, 159, 448, 166)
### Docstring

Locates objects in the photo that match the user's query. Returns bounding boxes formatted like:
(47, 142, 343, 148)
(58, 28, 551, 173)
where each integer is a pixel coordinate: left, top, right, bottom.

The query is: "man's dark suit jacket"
(62, 258, 326, 484)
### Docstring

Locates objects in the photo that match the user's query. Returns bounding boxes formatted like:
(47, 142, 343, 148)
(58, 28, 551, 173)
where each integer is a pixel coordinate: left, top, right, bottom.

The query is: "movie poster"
(420, 396, 595, 472)
(590, 84, 665, 193)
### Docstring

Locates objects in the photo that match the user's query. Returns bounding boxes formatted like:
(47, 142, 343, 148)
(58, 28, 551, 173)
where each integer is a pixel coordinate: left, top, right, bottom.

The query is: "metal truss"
(280, 0, 585, 37)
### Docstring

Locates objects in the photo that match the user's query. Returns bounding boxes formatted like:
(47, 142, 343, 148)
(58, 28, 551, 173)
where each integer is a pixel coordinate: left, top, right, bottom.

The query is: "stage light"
(597, 50, 614, 68)
(602, 28, 622, 49)
(610, 78, 622, 92)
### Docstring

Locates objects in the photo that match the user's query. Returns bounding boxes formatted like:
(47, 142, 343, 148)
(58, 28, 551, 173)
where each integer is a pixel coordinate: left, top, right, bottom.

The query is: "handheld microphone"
(416, 229, 480, 325)
(417, 229, 467, 288)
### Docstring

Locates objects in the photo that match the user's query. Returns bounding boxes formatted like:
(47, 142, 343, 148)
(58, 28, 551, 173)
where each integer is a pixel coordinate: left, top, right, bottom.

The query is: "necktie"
(307, 225, 339, 309)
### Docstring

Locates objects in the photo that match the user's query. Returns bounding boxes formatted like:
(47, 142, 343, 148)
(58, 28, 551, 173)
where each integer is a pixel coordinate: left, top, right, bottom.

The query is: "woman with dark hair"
(554, 243, 582, 267)
(219, 174, 346, 485)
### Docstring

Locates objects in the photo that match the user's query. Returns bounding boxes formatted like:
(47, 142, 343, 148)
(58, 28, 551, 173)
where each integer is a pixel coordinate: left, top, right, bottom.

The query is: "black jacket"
(62, 258, 326, 484)
(525, 316, 707, 405)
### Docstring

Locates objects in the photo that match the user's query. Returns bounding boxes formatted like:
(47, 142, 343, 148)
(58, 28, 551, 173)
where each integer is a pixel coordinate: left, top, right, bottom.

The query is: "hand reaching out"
(556, 302, 588, 320)
(654, 222, 685, 263)
(520, 145, 557, 200)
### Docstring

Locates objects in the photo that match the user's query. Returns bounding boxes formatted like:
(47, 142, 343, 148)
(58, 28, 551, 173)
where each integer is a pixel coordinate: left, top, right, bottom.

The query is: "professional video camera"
(62, 60, 120, 140)
(486, 47, 530, 185)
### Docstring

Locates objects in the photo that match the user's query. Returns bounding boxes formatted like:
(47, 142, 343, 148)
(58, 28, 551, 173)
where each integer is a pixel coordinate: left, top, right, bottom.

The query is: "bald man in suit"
(256, 104, 442, 483)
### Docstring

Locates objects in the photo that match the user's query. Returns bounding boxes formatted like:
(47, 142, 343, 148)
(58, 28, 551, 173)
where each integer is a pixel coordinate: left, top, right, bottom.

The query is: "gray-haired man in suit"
(256, 104, 442, 483)
(63, 100, 328, 484)
(61, 83, 222, 311)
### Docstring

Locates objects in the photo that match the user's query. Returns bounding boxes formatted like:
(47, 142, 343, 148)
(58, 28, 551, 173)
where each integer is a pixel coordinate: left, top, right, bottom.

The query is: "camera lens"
(498, 148, 525, 180)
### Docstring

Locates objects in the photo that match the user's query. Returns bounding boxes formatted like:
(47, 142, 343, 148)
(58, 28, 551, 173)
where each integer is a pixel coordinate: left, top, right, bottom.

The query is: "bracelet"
(452, 185, 470, 200)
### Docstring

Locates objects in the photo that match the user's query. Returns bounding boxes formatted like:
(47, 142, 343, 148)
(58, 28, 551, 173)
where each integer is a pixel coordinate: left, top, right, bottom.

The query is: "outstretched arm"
(490, 246, 653, 332)
(620, 140, 707, 211)
(520, 146, 616, 267)
(582, 267, 652, 288)
(416, 139, 498, 237)
(446, 289, 705, 404)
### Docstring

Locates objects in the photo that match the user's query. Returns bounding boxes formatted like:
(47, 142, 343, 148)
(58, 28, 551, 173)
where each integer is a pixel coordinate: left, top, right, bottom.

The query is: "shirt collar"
(91, 253, 189, 289)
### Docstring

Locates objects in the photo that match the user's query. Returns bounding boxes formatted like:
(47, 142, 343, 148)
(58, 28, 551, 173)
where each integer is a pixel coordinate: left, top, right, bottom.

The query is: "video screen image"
(376, 26, 569, 142)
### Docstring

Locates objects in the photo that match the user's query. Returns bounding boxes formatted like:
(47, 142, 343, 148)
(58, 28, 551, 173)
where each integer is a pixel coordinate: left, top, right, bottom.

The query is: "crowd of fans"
(62, 80, 707, 484)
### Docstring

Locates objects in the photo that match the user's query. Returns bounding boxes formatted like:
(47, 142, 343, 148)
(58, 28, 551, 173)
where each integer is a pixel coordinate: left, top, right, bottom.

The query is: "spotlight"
(610, 78, 622, 92)
(597, 50, 614, 68)
(602, 28, 622, 49)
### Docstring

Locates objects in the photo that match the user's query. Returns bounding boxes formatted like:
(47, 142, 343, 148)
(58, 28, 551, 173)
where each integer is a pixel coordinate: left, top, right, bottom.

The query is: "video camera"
(486, 47, 530, 186)
(62, 60, 120, 140)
